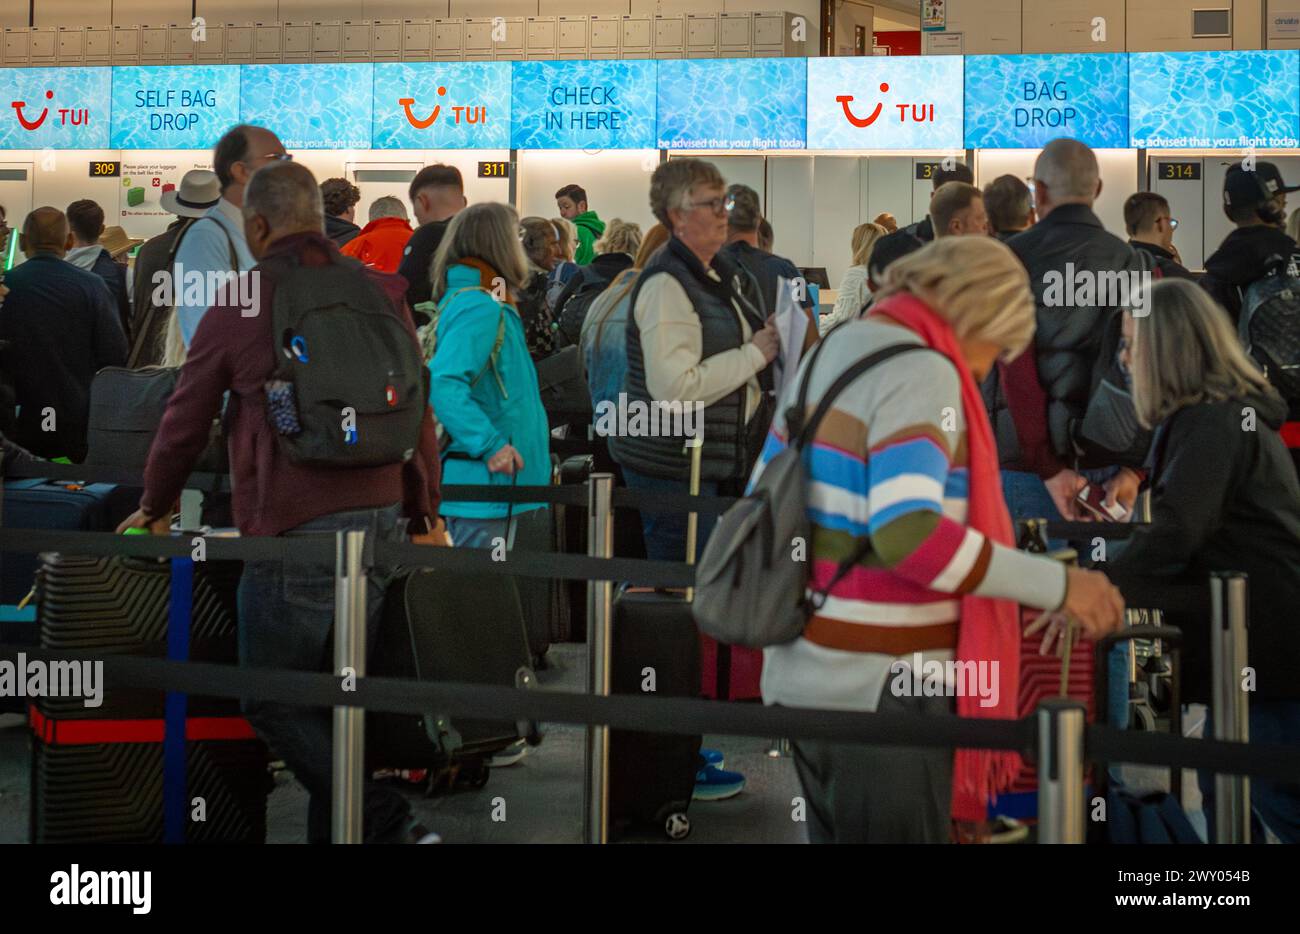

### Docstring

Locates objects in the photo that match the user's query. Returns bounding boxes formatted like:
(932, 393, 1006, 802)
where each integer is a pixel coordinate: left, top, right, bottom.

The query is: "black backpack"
(265, 253, 426, 468)
(1240, 253, 1300, 407)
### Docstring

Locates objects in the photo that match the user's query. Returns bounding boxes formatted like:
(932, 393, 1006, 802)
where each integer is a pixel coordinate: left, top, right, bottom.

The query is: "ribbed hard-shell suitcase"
(30, 553, 270, 843)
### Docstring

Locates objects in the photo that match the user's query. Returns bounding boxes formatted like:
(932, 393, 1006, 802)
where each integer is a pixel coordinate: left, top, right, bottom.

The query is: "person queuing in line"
(982, 174, 1036, 242)
(553, 218, 641, 347)
(755, 236, 1125, 844)
(131, 170, 220, 366)
(65, 199, 132, 338)
(1106, 278, 1300, 844)
(341, 195, 414, 274)
(581, 223, 669, 418)
(903, 162, 974, 243)
(518, 216, 563, 360)
(756, 217, 775, 251)
(870, 212, 898, 234)
(426, 201, 552, 685)
(824, 222, 887, 334)
(1123, 191, 1193, 279)
(547, 215, 582, 311)
(988, 138, 1148, 529)
(319, 176, 362, 247)
(0, 207, 127, 462)
(398, 164, 468, 313)
(0, 204, 10, 260)
(1200, 162, 1300, 324)
(555, 183, 605, 265)
(609, 158, 780, 804)
(930, 182, 990, 239)
(117, 161, 444, 846)
(721, 185, 817, 338)
(168, 124, 285, 358)
(857, 230, 926, 318)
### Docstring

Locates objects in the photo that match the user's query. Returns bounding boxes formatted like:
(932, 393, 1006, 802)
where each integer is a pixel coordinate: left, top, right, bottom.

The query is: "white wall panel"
(765, 154, 813, 266)
(812, 155, 860, 285)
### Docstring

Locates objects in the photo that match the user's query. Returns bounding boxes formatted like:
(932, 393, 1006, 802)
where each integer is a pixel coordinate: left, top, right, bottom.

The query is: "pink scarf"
(871, 292, 1022, 822)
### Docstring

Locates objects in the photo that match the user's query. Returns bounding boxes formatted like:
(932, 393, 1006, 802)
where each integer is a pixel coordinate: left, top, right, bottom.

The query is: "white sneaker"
(488, 740, 528, 768)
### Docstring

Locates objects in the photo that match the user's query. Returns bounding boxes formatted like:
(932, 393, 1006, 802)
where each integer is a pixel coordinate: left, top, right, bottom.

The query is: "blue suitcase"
(0, 478, 139, 612)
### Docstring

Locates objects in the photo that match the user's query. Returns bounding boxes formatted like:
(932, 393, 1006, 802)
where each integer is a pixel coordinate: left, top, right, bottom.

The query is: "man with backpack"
(118, 161, 444, 844)
(1202, 162, 1300, 472)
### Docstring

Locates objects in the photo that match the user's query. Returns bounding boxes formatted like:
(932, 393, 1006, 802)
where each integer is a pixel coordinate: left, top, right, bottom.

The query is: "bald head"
(213, 123, 287, 208)
(1033, 138, 1101, 217)
(21, 207, 71, 258)
(242, 161, 324, 258)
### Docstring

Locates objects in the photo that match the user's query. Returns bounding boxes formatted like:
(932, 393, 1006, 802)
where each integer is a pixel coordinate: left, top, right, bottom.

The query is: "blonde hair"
(850, 222, 887, 268)
(875, 237, 1035, 356)
(595, 218, 642, 256)
(430, 202, 529, 304)
(1131, 278, 1278, 429)
(550, 216, 577, 261)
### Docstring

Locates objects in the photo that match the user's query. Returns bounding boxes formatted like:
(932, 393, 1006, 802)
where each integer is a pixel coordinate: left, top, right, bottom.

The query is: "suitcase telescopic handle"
(1096, 624, 1183, 652)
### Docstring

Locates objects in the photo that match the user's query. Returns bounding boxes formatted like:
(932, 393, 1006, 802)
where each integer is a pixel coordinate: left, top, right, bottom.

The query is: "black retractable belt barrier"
(1045, 521, 1141, 540)
(1, 643, 1299, 783)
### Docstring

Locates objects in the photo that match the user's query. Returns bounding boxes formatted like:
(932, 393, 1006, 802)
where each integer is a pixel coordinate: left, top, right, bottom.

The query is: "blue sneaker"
(693, 764, 745, 801)
(700, 748, 724, 770)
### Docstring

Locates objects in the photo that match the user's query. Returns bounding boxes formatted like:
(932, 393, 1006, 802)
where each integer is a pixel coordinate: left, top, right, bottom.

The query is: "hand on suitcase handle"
(115, 507, 173, 536)
(1041, 566, 1126, 643)
(487, 444, 524, 475)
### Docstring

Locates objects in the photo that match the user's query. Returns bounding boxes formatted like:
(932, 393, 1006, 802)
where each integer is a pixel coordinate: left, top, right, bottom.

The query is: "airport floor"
(0, 643, 808, 844)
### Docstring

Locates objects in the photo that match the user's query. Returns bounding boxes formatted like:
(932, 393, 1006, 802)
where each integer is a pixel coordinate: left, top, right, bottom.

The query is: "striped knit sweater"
(755, 317, 1068, 712)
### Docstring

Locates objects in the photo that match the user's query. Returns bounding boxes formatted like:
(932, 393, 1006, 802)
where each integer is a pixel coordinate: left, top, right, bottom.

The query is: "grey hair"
(430, 202, 529, 304)
(1034, 137, 1100, 201)
(649, 158, 725, 228)
(1131, 278, 1279, 429)
(596, 218, 642, 256)
(242, 160, 323, 231)
(368, 195, 408, 223)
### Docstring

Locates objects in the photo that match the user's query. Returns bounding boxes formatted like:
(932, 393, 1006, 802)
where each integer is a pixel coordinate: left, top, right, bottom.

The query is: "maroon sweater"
(140, 231, 441, 536)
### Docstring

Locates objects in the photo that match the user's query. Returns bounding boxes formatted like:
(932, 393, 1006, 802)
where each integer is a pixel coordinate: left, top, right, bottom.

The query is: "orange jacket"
(340, 216, 414, 274)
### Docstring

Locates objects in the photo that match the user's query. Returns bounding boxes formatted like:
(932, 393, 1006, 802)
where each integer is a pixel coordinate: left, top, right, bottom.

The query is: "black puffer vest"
(611, 236, 757, 482)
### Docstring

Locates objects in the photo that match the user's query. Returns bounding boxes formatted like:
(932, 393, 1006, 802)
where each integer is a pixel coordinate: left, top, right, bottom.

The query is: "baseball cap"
(1223, 161, 1300, 212)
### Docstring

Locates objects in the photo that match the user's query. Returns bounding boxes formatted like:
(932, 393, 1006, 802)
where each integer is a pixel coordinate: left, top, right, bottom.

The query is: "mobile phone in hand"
(1075, 484, 1127, 521)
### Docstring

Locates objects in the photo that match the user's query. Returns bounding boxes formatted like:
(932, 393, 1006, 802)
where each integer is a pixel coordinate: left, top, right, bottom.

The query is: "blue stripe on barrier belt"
(163, 557, 193, 845)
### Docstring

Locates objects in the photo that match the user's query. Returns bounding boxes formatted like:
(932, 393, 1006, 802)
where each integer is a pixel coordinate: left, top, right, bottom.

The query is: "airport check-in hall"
(0, 3, 1298, 906)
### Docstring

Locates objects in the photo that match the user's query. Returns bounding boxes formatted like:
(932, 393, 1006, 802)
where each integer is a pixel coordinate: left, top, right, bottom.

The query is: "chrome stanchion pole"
(584, 473, 615, 845)
(1211, 572, 1251, 844)
(1037, 699, 1086, 844)
(331, 529, 367, 844)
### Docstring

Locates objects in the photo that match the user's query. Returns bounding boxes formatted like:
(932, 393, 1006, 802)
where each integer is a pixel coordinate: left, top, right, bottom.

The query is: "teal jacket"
(428, 263, 550, 519)
(572, 210, 605, 265)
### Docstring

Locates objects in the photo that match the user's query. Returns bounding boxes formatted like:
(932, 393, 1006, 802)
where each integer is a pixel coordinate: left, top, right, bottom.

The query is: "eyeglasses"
(690, 197, 730, 216)
(250, 153, 293, 164)
(1166, 217, 1179, 230)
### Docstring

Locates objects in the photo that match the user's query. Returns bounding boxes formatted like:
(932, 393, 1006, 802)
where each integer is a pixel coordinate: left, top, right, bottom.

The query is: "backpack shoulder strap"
(794, 342, 937, 450)
(128, 219, 196, 368)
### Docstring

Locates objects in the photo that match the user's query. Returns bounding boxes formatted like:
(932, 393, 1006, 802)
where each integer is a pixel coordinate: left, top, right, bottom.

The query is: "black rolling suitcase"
(31, 553, 271, 844)
(554, 453, 594, 644)
(367, 566, 540, 792)
(608, 440, 703, 841)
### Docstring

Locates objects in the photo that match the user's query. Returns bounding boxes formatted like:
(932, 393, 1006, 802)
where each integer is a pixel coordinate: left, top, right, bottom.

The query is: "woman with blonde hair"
(554, 218, 642, 345)
(753, 235, 1125, 843)
(1107, 278, 1300, 843)
(546, 215, 581, 311)
(824, 221, 887, 332)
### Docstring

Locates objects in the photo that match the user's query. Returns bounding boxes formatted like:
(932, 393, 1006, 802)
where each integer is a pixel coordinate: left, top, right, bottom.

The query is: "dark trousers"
(1198, 699, 1300, 844)
(791, 688, 954, 844)
(237, 504, 409, 844)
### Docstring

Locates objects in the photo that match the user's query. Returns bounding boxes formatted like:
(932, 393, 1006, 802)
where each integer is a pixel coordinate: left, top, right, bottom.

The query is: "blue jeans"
(620, 468, 720, 562)
(445, 515, 518, 549)
(1198, 700, 1300, 843)
(237, 504, 409, 844)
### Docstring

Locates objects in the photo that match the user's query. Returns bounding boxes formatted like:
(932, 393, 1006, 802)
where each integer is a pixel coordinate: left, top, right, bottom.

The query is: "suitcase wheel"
(660, 808, 691, 841)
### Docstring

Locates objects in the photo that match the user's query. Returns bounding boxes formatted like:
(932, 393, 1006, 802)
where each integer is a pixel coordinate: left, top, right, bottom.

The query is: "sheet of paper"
(773, 275, 809, 399)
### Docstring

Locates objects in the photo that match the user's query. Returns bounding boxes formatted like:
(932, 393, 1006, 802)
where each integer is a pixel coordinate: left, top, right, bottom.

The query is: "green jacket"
(572, 210, 605, 265)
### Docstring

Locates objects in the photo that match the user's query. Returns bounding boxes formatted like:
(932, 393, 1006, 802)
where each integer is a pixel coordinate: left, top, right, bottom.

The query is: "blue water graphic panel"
(0, 67, 111, 149)
(1129, 50, 1300, 149)
(373, 61, 510, 149)
(111, 66, 242, 150)
(964, 53, 1128, 149)
(656, 58, 805, 150)
(240, 63, 373, 150)
(807, 56, 963, 150)
(511, 59, 656, 150)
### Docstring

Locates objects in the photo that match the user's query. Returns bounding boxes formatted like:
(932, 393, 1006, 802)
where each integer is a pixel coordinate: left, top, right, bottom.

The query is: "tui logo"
(12, 89, 54, 130)
(11, 89, 88, 130)
(398, 86, 486, 129)
(836, 83, 889, 128)
(400, 86, 447, 128)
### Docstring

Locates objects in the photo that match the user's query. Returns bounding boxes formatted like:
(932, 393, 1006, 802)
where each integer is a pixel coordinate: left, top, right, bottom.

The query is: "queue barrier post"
(584, 473, 615, 845)
(331, 529, 368, 844)
(1036, 699, 1087, 844)
(1210, 572, 1251, 845)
